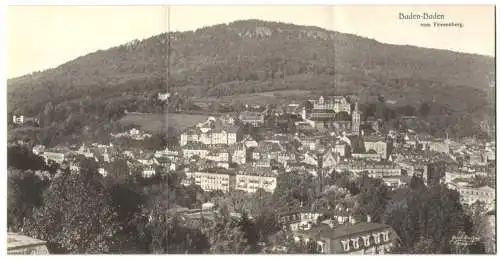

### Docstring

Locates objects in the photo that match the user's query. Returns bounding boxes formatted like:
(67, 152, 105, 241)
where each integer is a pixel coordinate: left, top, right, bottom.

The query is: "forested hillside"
(7, 19, 495, 143)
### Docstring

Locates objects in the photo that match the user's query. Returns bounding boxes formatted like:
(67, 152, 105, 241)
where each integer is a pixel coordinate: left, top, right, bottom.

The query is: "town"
(7, 93, 496, 254)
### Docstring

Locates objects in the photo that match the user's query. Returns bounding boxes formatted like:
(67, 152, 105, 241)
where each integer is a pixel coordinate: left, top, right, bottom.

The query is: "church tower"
(352, 101, 360, 134)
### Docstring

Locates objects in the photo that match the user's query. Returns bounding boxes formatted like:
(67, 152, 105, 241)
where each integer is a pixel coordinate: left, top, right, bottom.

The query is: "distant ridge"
(7, 19, 494, 126)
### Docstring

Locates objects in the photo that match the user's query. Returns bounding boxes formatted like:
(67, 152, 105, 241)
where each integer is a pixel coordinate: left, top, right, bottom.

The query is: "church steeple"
(352, 100, 360, 135)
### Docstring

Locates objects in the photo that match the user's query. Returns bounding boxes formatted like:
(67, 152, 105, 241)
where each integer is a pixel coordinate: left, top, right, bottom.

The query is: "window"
(362, 235, 371, 247)
(372, 233, 381, 244)
(351, 237, 360, 249)
(341, 240, 350, 252)
(382, 231, 390, 242)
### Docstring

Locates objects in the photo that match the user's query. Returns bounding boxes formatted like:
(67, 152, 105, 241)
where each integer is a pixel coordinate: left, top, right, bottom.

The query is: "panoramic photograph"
(5, 5, 496, 254)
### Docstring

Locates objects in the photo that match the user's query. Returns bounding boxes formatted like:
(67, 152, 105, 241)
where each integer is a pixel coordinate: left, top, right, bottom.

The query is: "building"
(229, 143, 247, 165)
(352, 153, 380, 161)
(427, 139, 450, 154)
(364, 137, 387, 160)
(351, 102, 361, 134)
(335, 161, 401, 178)
(42, 152, 65, 164)
(13, 115, 24, 124)
(32, 145, 45, 156)
(206, 148, 230, 163)
(239, 111, 265, 126)
(382, 176, 411, 190)
(141, 166, 156, 178)
(235, 172, 277, 193)
(180, 118, 240, 146)
(456, 185, 495, 205)
(158, 92, 170, 101)
(182, 143, 210, 159)
(241, 135, 258, 148)
(252, 141, 284, 167)
(278, 210, 322, 231)
(300, 96, 357, 130)
(7, 233, 49, 254)
(111, 128, 152, 140)
(333, 143, 347, 157)
(292, 222, 399, 254)
(303, 96, 351, 116)
(185, 171, 236, 193)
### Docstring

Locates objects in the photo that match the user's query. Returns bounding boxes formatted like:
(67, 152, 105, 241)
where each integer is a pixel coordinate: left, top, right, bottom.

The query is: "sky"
(6, 5, 495, 79)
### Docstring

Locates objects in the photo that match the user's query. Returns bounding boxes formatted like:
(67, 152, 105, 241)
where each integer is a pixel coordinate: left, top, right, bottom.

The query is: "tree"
(7, 145, 46, 171)
(411, 238, 435, 254)
(255, 208, 280, 242)
(419, 102, 431, 118)
(273, 171, 317, 209)
(382, 184, 469, 253)
(354, 175, 391, 222)
(24, 160, 122, 253)
(148, 213, 210, 253)
(208, 214, 253, 254)
(108, 158, 130, 181)
(7, 168, 48, 231)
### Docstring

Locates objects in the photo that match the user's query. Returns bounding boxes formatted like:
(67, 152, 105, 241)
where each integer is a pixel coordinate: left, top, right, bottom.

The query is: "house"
(185, 170, 236, 192)
(158, 92, 170, 101)
(32, 145, 45, 156)
(302, 152, 318, 167)
(98, 167, 109, 177)
(335, 161, 401, 178)
(206, 147, 231, 169)
(42, 152, 65, 164)
(285, 103, 302, 116)
(111, 128, 152, 140)
(456, 185, 495, 206)
(277, 151, 296, 165)
(12, 115, 24, 124)
(277, 209, 322, 231)
(241, 135, 258, 148)
(141, 166, 156, 178)
(322, 151, 338, 170)
(236, 171, 277, 193)
(300, 137, 319, 151)
(334, 143, 347, 157)
(229, 143, 247, 165)
(292, 222, 399, 254)
(123, 150, 135, 159)
(352, 153, 380, 161)
(427, 139, 450, 154)
(182, 143, 210, 159)
(253, 141, 283, 160)
(12, 115, 39, 126)
(180, 118, 240, 146)
(382, 176, 411, 190)
(364, 136, 387, 160)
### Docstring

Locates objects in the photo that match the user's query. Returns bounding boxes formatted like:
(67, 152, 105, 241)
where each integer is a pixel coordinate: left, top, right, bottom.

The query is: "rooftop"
(295, 222, 392, 240)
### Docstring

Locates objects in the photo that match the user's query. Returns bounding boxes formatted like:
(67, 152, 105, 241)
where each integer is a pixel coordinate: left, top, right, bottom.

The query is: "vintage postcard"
(4, 4, 496, 255)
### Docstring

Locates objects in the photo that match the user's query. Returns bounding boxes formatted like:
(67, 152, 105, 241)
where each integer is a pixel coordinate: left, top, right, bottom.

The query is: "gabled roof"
(295, 222, 394, 240)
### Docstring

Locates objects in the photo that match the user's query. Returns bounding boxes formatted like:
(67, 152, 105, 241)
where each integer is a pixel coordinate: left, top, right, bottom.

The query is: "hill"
(7, 19, 495, 141)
